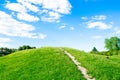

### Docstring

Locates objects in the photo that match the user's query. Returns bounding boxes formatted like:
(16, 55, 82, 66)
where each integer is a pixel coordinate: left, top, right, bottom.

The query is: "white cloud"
(59, 25, 66, 29)
(70, 27, 75, 30)
(5, 0, 72, 22)
(5, 3, 26, 13)
(81, 15, 113, 30)
(0, 11, 46, 39)
(87, 21, 112, 30)
(24, 0, 43, 4)
(17, 0, 39, 12)
(17, 0, 72, 14)
(49, 12, 61, 19)
(92, 36, 102, 39)
(17, 12, 39, 22)
(91, 15, 107, 20)
(41, 0, 72, 14)
(41, 12, 61, 22)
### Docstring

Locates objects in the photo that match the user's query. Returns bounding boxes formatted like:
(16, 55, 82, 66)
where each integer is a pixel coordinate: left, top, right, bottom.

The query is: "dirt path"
(61, 49, 95, 80)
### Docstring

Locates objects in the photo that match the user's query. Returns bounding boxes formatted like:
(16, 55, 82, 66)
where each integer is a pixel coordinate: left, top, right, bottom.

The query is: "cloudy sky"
(0, 0, 120, 51)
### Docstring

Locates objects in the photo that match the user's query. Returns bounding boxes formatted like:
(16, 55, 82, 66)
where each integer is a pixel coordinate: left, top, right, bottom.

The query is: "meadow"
(0, 47, 120, 80)
(0, 47, 85, 80)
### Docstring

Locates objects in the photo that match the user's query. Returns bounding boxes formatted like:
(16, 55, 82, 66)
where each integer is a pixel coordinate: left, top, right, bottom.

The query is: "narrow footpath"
(61, 49, 95, 80)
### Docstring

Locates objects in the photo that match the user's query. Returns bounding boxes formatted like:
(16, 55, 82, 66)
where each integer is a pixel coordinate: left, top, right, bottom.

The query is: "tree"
(105, 36, 120, 55)
(92, 47, 98, 52)
(90, 47, 99, 54)
(0, 47, 16, 56)
(18, 45, 36, 51)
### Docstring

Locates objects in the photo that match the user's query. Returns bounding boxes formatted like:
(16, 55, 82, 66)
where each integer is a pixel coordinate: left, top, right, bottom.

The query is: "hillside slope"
(63, 47, 120, 80)
(0, 47, 85, 80)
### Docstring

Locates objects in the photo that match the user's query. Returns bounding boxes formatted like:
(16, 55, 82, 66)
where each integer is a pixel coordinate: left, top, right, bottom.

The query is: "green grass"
(0, 47, 85, 80)
(63, 47, 120, 80)
(1, 47, 120, 80)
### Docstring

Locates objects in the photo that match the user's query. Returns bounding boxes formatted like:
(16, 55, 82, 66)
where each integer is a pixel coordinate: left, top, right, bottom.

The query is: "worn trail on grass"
(60, 48, 95, 80)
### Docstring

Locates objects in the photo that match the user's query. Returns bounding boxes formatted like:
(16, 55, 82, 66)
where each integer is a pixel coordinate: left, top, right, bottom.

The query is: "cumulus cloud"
(81, 15, 113, 30)
(87, 21, 112, 30)
(5, 3, 26, 13)
(17, 12, 39, 22)
(17, 0, 39, 12)
(0, 11, 46, 39)
(41, 12, 61, 22)
(41, 0, 72, 14)
(5, 0, 72, 22)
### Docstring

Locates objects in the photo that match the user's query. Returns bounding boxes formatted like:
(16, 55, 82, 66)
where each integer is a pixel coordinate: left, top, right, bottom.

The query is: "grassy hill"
(0, 47, 120, 80)
(0, 47, 85, 80)
(63, 47, 120, 80)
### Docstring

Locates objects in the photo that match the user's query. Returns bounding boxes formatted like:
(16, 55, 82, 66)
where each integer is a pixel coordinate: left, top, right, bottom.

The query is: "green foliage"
(92, 47, 98, 52)
(99, 51, 114, 56)
(0, 45, 36, 57)
(63, 48, 120, 80)
(0, 47, 16, 56)
(90, 47, 99, 54)
(0, 47, 85, 80)
(18, 45, 36, 51)
(105, 36, 120, 55)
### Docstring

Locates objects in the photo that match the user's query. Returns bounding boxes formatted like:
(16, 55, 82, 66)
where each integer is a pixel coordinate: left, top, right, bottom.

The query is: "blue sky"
(0, 0, 120, 51)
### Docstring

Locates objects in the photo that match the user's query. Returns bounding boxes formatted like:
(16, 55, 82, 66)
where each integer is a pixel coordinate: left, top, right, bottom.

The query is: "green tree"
(18, 45, 36, 51)
(90, 47, 99, 54)
(0, 47, 16, 56)
(92, 47, 98, 52)
(105, 36, 120, 55)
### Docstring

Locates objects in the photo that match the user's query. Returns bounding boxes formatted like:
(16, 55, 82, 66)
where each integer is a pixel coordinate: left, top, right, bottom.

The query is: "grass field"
(0, 47, 85, 80)
(63, 47, 120, 80)
(0, 47, 120, 80)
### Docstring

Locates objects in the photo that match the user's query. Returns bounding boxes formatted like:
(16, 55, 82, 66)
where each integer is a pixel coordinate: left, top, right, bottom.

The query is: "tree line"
(0, 45, 36, 56)
(1, 36, 120, 57)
